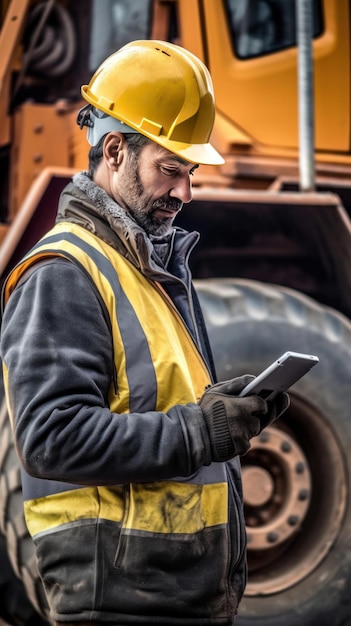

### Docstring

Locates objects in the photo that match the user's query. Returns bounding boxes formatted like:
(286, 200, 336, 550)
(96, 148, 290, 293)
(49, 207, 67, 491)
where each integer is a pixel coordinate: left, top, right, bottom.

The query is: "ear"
(104, 132, 126, 170)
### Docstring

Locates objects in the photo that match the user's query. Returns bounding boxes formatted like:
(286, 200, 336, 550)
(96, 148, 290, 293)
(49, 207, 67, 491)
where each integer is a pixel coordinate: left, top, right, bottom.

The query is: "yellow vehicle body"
(1, 2, 351, 626)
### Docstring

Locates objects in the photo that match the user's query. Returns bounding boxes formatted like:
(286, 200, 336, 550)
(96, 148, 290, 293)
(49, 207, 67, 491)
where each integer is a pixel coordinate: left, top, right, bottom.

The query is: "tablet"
(239, 351, 319, 401)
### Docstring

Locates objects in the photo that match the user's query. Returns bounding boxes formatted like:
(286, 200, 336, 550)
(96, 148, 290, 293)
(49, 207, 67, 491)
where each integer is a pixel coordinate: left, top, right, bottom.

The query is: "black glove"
(199, 375, 290, 462)
(259, 392, 290, 430)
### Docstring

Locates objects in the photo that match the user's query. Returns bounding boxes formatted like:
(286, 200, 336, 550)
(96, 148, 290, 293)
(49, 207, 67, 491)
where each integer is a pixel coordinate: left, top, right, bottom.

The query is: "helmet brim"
(151, 136, 225, 166)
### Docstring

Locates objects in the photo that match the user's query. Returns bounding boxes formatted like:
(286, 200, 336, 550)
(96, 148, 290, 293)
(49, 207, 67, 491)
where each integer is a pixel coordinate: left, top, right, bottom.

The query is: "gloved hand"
(259, 392, 290, 430)
(199, 375, 290, 462)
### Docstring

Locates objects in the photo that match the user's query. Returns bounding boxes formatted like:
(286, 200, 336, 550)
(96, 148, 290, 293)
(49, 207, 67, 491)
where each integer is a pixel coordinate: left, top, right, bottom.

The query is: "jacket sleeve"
(1, 260, 211, 485)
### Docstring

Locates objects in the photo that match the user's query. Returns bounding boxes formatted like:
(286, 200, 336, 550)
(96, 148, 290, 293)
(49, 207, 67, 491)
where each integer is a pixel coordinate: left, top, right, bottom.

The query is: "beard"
(133, 197, 182, 236)
(119, 153, 182, 236)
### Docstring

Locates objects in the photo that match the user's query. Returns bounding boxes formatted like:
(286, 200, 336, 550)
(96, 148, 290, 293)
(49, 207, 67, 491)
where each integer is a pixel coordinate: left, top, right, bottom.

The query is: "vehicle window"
(89, 0, 152, 71)
(224, 0, 323, 59)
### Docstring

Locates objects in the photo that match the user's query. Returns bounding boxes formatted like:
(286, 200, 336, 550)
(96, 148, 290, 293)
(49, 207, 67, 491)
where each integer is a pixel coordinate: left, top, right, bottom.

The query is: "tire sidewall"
(196, 279, 351, 626)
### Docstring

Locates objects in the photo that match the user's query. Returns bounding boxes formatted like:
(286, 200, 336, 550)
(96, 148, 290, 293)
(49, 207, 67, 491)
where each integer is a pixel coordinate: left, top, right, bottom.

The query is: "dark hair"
(88, 133, 150, 177)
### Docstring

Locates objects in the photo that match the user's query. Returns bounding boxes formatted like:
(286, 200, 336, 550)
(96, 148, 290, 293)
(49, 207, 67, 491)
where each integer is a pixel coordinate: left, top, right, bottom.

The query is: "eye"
(160, 166, 177, 176)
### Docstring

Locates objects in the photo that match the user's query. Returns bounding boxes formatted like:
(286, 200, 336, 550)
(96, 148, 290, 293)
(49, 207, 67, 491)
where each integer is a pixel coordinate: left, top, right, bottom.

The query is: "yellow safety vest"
(3, 222, 228, 538)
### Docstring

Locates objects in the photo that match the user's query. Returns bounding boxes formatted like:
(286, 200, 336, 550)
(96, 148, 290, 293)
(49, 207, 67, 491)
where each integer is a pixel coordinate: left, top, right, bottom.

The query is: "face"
(109, 138, 198, 236)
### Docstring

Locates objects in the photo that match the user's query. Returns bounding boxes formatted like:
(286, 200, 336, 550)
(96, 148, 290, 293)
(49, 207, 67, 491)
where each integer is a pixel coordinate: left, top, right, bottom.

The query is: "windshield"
(225, 0, 323, 59)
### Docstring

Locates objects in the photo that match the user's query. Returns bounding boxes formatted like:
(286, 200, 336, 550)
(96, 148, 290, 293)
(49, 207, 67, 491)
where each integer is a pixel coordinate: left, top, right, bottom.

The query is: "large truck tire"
(195, 278, 351, 626)
(0, 387, 51, 625)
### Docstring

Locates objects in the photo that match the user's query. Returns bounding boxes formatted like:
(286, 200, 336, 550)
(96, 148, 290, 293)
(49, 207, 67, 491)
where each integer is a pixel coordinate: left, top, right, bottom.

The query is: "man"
(1, 40, 289, 625)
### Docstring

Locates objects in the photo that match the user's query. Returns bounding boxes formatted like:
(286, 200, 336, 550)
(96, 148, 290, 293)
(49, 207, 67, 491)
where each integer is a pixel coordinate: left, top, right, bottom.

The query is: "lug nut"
(295, 461, 305, 474)
(259, 431, 270, 443)
(298, 488, 309, 501)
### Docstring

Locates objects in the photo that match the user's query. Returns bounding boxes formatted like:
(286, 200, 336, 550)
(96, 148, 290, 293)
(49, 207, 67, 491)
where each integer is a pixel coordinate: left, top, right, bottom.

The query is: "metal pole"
(296, 0, 315, 192)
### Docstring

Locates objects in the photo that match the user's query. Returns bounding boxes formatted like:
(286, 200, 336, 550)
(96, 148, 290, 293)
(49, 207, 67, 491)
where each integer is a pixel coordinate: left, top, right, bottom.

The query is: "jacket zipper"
(226, 466, 246, 576)
(114, 484, 130, 568)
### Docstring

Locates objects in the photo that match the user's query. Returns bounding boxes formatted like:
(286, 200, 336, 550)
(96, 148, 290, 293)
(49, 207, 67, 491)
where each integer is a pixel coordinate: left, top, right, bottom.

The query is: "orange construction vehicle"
(1, 1, 351, 625)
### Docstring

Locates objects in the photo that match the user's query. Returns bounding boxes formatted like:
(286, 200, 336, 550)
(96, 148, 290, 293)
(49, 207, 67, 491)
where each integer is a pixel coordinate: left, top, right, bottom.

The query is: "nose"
(169, 174, 193, 204)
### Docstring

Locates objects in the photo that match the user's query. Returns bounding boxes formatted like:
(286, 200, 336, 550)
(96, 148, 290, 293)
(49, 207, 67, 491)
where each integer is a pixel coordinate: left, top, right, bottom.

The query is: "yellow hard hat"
(80, 39, 224, 166)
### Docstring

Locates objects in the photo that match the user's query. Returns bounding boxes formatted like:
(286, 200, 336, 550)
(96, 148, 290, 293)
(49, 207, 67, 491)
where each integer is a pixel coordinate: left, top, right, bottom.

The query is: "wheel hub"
(242, 426, 311, 550)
